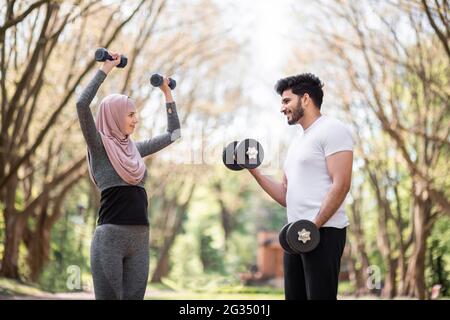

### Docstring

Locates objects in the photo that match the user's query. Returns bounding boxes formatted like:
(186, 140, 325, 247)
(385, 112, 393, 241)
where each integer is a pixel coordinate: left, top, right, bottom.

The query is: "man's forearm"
(248, 169, 286, 207)
(314, 184, 350, 227)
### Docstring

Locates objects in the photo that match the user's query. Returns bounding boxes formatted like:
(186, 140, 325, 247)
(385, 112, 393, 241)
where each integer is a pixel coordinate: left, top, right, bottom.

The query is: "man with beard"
(248, 73, 354, 300)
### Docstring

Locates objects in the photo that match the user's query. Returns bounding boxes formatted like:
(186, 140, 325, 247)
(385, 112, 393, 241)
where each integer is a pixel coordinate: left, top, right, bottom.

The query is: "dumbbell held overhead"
(95, 48, 127, 68)
(150, 74, 176, 90)
(222, 139, 264, 171)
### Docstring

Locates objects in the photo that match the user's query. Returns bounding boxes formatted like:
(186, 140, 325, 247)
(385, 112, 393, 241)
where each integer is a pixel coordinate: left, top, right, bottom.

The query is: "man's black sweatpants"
(284, 227, 347, 300)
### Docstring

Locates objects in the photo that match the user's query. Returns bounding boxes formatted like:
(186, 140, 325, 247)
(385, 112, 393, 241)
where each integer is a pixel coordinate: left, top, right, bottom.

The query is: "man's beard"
(287, 100, 304, 125)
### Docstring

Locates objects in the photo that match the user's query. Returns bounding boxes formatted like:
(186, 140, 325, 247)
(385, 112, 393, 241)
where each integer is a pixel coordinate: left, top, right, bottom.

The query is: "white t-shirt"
(283, 115, 354, 228)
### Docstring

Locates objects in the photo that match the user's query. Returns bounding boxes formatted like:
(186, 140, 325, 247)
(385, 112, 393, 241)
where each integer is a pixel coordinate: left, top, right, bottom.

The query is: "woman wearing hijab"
(76, 52, 180, 299)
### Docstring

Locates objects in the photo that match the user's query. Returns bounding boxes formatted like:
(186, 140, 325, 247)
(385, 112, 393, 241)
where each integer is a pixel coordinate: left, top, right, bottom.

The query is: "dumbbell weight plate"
(95, 48, 108, 61)
(286, 220, 320, 253)
(222, 141, 244, 171)
(279, 223, 298, 255)
(235, 139, 264, 169)
(117, 56, 128, 68)
(150, 74, 163, 87)
(168, 78, 176, 90)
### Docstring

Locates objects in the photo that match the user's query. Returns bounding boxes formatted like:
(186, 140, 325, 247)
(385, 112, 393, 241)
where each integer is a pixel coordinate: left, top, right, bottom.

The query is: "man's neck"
(298, 111, 322, 131)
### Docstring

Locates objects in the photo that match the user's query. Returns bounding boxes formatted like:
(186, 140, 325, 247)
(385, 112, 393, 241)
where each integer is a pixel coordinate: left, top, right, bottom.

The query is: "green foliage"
(168, 233, 204, 282)
(338, 281, 356, 296)
(167, 167, 285, 287)
(426, 217, 450, 297)
(223, 232, 256, 274)
(200, 233, 225, 273)
(38, 183, 93, 293)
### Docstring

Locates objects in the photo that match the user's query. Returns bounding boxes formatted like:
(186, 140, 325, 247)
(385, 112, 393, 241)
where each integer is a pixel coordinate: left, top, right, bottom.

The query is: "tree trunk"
(383, 259, 397, 298)
(0, 214, 28, 279)
(377, 206, 396, 298)
(24, 172, 84, 282)
(0, 176, 24, 279)
(151, 208, 185, 283)
(367, 169, 397, 298)
(151, 186, 195, 283)
(405, 192, 432, 299)
(348, 194, 371, 295)
(152, 253, 170, 282)
(346, 247, 368, 296)
(393, 183, 411, 296)
(213, 181, 234, 251)
(25, 210, 52, 282)
(219, 203, 233, 251)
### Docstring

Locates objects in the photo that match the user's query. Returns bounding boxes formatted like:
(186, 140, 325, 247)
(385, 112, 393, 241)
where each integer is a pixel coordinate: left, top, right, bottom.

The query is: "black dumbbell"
(150, 74, 176, 90)
(222, 139, 264, 171)
(95, 48, 128, 68)
(279, 220, 320, 254)
(279, 223, 298, 255)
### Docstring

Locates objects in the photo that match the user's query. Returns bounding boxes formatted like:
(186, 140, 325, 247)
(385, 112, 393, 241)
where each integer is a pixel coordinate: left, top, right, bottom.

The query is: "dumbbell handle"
(104, 52, 113, 60)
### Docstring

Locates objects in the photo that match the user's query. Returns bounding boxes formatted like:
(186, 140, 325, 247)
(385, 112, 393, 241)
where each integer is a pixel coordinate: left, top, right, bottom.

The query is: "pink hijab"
(87, 94, 145, 186)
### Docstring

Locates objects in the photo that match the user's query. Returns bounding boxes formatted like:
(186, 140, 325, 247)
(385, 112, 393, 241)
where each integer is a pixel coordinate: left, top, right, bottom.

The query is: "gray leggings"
(90, 224, 149, 300)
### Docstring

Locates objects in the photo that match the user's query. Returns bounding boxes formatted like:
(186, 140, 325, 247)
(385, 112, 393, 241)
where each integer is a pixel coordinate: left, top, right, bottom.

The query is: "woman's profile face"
(124, 111, 138, 135)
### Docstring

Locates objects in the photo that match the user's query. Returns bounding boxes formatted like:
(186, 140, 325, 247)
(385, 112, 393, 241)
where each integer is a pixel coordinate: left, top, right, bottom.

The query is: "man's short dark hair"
(274, 73, 324, 109)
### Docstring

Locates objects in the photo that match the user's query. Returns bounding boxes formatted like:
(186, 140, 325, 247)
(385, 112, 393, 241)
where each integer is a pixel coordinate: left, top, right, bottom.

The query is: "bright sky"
(136, 0, 302, 171)
(159, 0, 350, 171)
(213, 0, 300, 172)
(217, 0, 296, 101)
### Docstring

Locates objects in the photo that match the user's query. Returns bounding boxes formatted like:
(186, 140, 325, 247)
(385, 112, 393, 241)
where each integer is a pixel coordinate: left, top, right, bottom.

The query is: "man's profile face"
(280, 89, 304, 125)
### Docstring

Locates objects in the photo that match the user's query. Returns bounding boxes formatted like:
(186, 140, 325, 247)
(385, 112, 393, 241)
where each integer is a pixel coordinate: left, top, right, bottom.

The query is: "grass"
(144, 279, 284, 300)
(2, 277, 444, 300)
(0, 276, 284, 300)
(0, 277, 48, 297)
